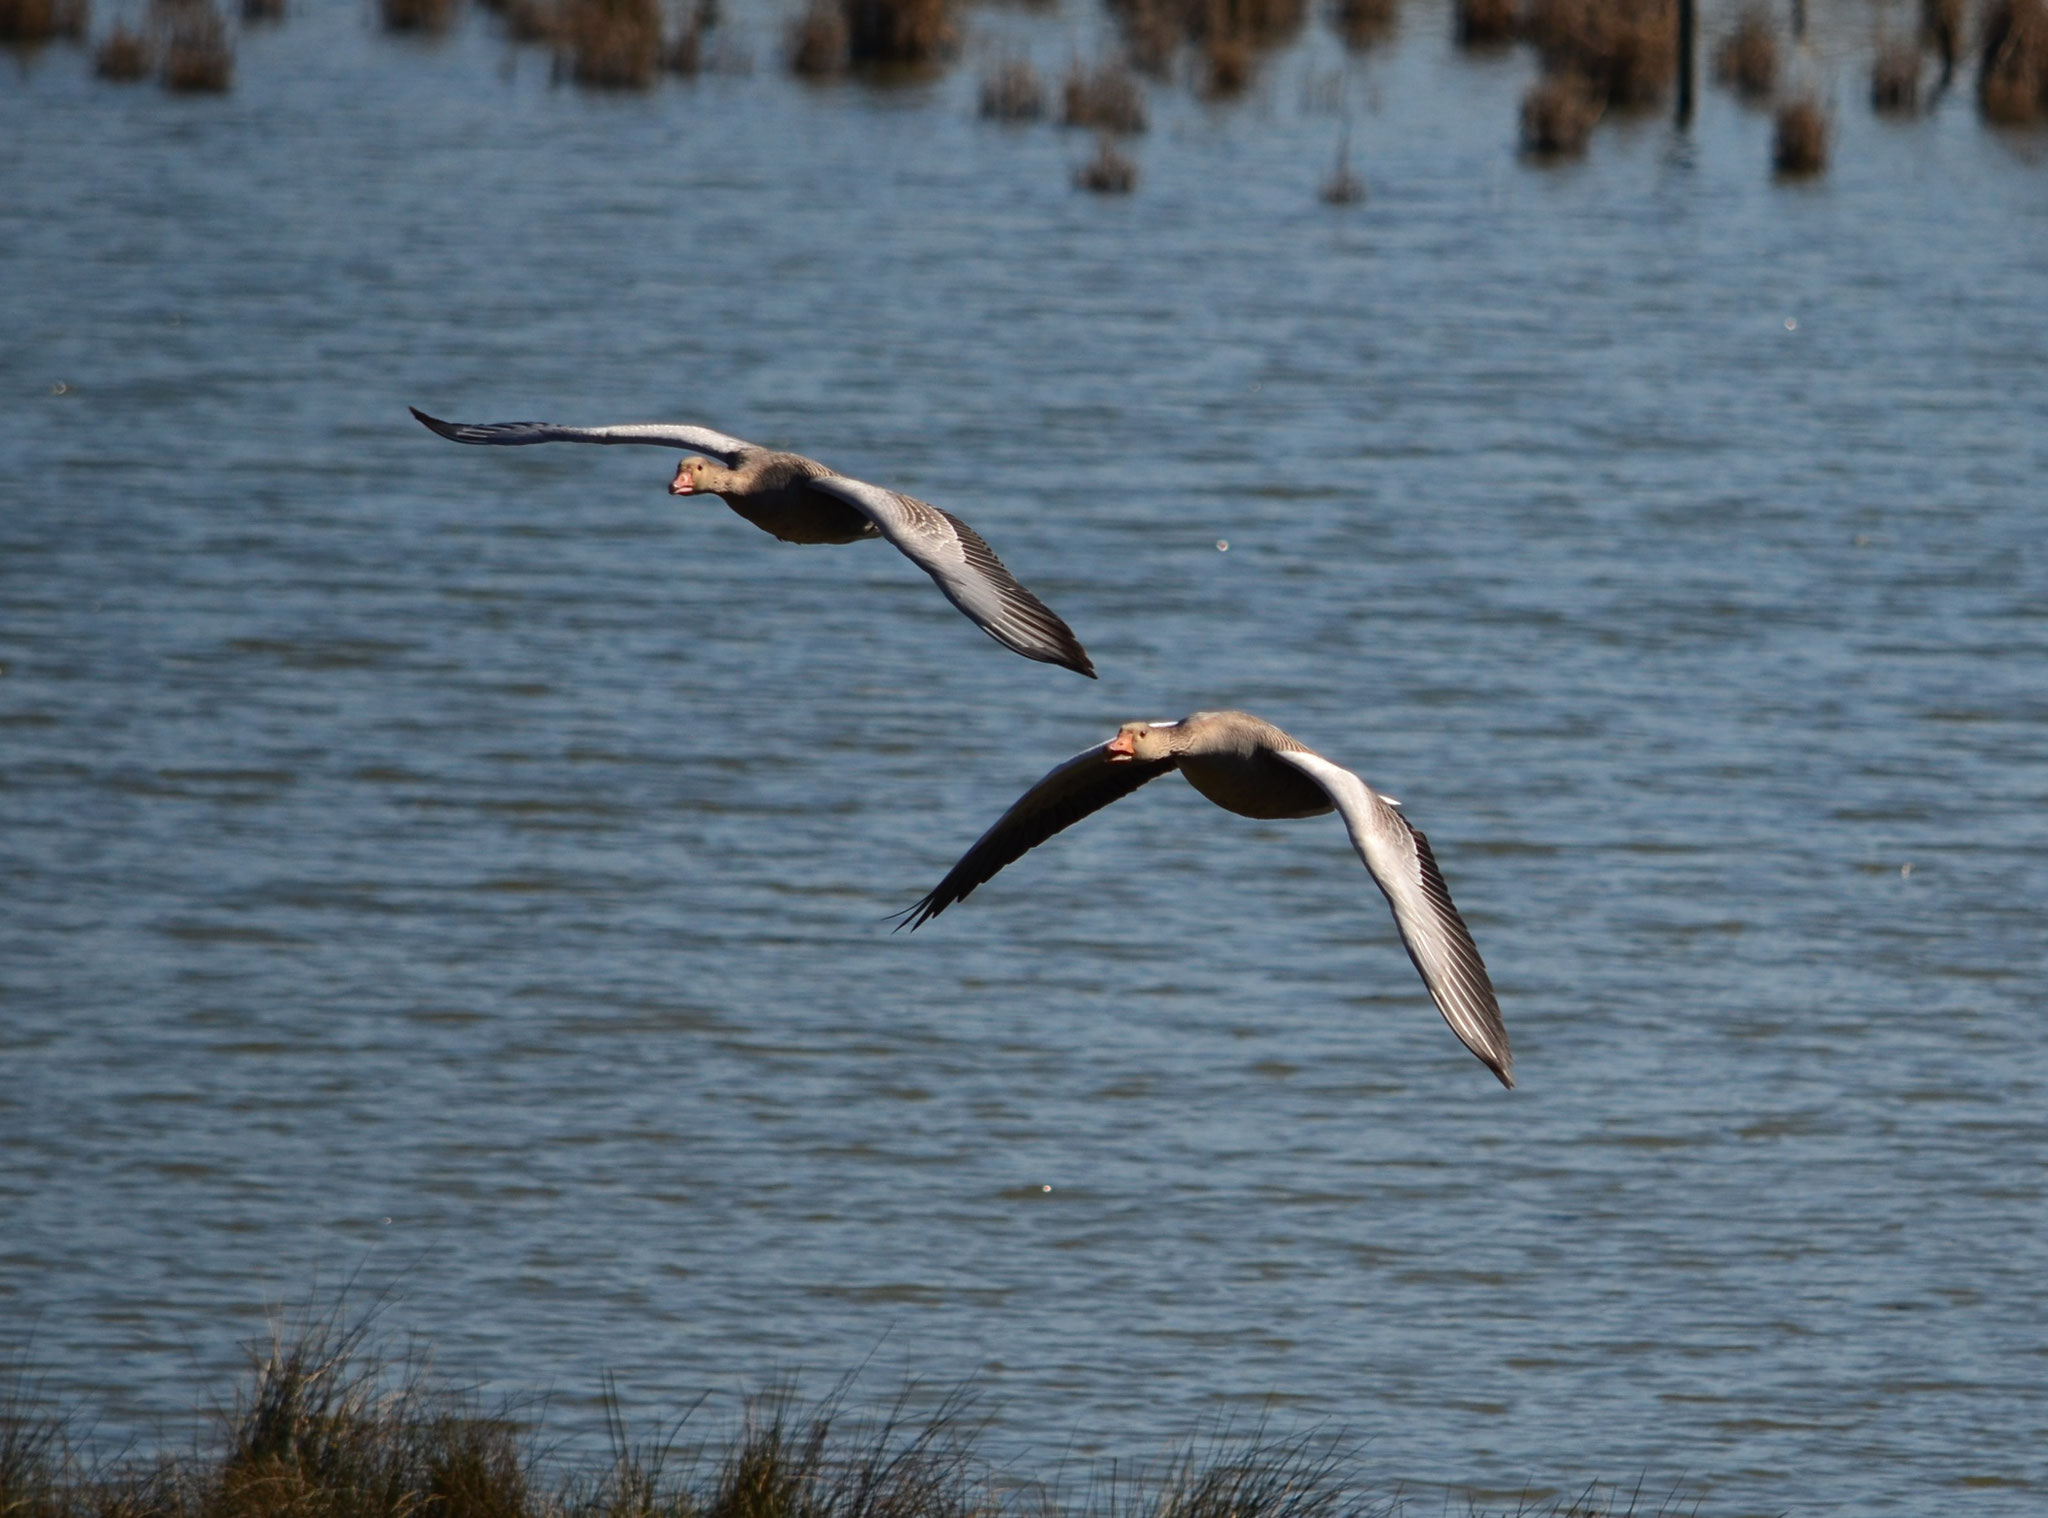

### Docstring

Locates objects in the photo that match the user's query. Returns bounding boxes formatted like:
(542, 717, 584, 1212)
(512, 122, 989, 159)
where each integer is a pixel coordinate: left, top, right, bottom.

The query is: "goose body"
(901, 710, 1513, 1088)
(410, 409, 1095, 677)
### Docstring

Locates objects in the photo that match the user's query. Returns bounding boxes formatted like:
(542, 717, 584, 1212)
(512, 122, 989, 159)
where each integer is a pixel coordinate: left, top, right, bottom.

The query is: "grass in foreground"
(0, 1310, 1703, 1518)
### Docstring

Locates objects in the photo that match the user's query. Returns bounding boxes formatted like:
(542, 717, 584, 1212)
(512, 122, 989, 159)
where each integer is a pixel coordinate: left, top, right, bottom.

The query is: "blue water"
(4, 4, 2047, 1513)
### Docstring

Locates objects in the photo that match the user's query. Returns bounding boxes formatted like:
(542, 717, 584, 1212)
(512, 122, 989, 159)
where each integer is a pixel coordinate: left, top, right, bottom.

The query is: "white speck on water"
(1784, 317, 1798, 331)
(1901, 863, 1913, 878)
(1039, 1184, 1052, 1193)
(1216, 540, 1229, 552)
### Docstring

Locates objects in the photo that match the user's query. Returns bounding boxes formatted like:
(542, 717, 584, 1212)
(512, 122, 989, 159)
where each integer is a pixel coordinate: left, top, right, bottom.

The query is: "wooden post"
(1676, 0, 1696, 126)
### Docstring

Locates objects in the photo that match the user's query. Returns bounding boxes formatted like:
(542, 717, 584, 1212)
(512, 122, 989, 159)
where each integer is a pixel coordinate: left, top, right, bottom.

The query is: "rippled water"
(5, 4, 2047, 1514)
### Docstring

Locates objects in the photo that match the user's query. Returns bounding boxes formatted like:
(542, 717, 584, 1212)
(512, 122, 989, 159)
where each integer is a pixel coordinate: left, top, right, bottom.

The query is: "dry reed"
(1330, 0, 1394, 47)
(843, 0, 954, 63)
(0, 0, 87, 40)
(1978, 0, 2048, 123)
(787, 0, 846, 74)
(1772, 95, 1827, 172)
(1202, 32, 1254, 94)
(381, 0, 457, 31)
(1923, 0, 1965, 84)
(1076, 135, 1135, 190)
(94, 20, 151, 75)
(1318, 135, 1363, 202)
(1455, 0, 1515, 46)
(160, 0, 231, 90)
(1520, 70, 1601, 152)
(1711, 5, 1776, 98)
(1061, 56, 1147, 132)
(978, 56, 1045, 119)
(1524, 0, 1675, 107)
(556, 0, 662, 86)
(1871, 37, 1921, 111)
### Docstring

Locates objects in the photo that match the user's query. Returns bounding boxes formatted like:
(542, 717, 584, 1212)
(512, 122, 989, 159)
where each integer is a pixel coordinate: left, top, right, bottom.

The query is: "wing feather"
(804, 475, 1096, 678)
(411, 408, 752, 465)
(1275, 750, 1513, 1088)
(897, 745, 1175, 929)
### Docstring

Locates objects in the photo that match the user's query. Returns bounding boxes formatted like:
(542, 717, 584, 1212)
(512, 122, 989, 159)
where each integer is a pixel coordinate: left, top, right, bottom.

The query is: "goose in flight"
(899, 710, 1512, 1087)
(410, 409, 1096, 678)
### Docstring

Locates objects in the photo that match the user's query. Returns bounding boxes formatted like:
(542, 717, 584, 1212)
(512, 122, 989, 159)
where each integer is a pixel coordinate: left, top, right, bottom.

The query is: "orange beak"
(1105, 731, 1135, 760)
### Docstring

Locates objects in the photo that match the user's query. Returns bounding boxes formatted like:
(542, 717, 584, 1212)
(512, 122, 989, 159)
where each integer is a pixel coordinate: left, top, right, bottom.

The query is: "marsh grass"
(1453, 0, 1515, 47)
(95, 20, 151, 74)
(157, 0, 231, 90)
(1317, 133, 1363, 201)
(1773, 94, 1828, 171)
(1061, 56, 1147, 131)
(1524, 0, 1674, 108)
(1075, 132, 1138, 190)
(0, 1310, 1710, 1518)
(1978, 0, 2048, 122)
(787, 0, 846, 74)
(978, 56, 1046, 118)
(554, 0, 662, 87)
(1520, 69, 1601, 151)
(380, 0, 457, 33)
(1329, 0, 1394, 49)
(0, 0, 88, 41)
(1871, 36, 1921, 110)
(1710, 5, 1776, 98)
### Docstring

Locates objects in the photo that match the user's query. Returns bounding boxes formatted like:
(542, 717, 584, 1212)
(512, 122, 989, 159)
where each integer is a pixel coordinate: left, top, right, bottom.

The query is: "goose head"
(669, 456, 723, 496)
(1105, 720, 1178, 762)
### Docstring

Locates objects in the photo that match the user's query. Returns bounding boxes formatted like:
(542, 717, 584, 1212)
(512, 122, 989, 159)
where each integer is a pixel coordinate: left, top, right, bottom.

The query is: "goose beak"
(668, 464, 694, 496)
(1105, 732, 1136, 761)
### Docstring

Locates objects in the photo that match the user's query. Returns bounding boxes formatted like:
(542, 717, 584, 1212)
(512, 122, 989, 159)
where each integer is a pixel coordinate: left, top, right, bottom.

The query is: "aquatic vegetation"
(1978, 0, 2048, 123)
(1524, 0, 1675, 109)
(1520, 70, 1601, 153)
(94, 21, 150, 76)
(1454, 0, 1516, 47)
(159, 0, 232, 91)
(1772, 94, 1828, 173)
(787, 0, 847, 74)
(1871, 37, 1922, 112)
(1061, 55, 1147, 132)
(0, 0, 88, 42)
(1710, 5, 1776, 99)
(1330, 0, 1395, 50)
(557, 0, 663, 87)
(979, 57, 1046, 119)
(844, 0, 955, 63)
(1317, 135, 1363, 203)
(1075, 133, 1138, 191)
(380, 0, 457, 33)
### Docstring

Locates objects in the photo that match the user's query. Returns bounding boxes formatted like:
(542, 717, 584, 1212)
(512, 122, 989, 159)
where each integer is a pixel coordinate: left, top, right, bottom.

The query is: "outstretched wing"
(1275, 750, 1513, 1088)
(804, 475, 1096, 678)
(411, 408, 754, 466)
(897, 744, 1176, 930)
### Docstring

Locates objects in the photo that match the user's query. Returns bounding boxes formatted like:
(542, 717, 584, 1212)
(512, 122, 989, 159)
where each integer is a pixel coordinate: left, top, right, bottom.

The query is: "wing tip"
(411, 406, 464, 441)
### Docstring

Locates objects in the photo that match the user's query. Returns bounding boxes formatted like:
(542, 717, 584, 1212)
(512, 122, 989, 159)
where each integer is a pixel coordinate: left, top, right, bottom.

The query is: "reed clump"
(1871, 37, 1922, 111)
(1773, 94, 1827, 172)
(1711, 6, 1776, 98)
(1923, 0, 1965, 84)
(1330, 0, 1395, 49)
(381, 0, 457, 32)
(1075, 133, 1138, 191)
(555, 0, 662, 86)
(158, 0, 232, 91)
(1061, 56, 1147, 132)
(1978, 0, 2048, 123)
(842, 0, 955, 64)
(0, 0, 88, 41)
(787, 0, 846, 74)
(1520, 70, 1601, 152)
(1454, 0, 1515, 46)
(979, 57, 1045, 119)
(1524, 0, 1674, 108)
(95, 21, 151, 75)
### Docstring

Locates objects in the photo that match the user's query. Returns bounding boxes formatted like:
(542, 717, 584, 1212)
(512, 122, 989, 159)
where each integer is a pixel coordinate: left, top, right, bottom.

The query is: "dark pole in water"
(1676, 0, 1696, 126)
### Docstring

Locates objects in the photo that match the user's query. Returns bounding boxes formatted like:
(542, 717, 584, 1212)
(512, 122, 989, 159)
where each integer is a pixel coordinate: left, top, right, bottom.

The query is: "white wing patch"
(1274, 749, 1513, 1088)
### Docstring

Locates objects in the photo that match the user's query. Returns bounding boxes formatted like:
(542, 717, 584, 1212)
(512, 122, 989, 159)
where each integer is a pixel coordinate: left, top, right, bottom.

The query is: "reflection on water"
(4, 4, 2047, 1516)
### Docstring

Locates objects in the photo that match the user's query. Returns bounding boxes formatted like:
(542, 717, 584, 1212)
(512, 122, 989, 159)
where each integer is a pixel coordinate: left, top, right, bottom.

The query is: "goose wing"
(411, 408, 754, 466)
(897, 743, 1175, 929)
(803, 475, 1096, 678)
(1275, 749, 1513, 1088)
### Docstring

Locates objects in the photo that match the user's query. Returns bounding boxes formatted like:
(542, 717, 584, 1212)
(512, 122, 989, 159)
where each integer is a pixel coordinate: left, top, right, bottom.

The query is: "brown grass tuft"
(1455, 0, 1515, 45)
(0, 0, 88, 40)
(381, 0, 458, 31)
(843, 0, 954, 63)
(1923, 0, 1966, 79)
(95, 21, 151, 76)
(1773, 94, 1828, 173)
(1061, 55, 1147, 131)
(160, 0, 232, 91)
(556, 0, 662, 86)
(1330, 0, 1395, 48)
(1871, 37, 1921, 111)
(241, 0, 283, 21)
(1978, 0, 2048, 123)
(787, 0, 846, 74)
(1524, 0, 1674, 107)
(1201, 31, 1253, 94)
(1711, 5, 1776, 98)
(978, 56, 1045, 118)
(1075, 133, 1138, 191)
(1520, 69, 1602, 153)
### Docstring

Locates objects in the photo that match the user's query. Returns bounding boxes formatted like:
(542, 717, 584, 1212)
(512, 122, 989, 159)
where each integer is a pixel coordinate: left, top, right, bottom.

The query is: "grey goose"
(411, 409, 1095, 678)
(900, 710, 1512, 1087)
